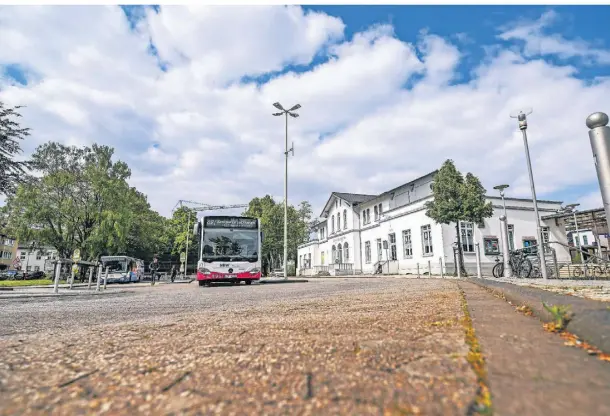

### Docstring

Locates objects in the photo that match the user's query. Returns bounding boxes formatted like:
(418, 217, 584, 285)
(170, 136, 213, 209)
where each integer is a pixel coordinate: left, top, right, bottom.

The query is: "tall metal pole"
(500, 192, 507, 218)
(185, 211, 190, 278)
(513, 110, 548, 280)
(284, 112, 288, 280)
(586, 112, 610, 231)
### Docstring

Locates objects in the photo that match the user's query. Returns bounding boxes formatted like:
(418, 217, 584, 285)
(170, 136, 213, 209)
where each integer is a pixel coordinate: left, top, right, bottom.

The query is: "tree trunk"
(455, 222, 467, 277)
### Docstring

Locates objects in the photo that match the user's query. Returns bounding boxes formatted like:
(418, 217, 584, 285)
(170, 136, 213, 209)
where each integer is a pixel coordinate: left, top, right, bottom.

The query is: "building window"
(402, 230, 413, 258)
(337, 214, 341, 231)
(460, 221, 475, 253)
(20, 252, 26, 261)
(583, 235, 589, 246)
(508, 224, 515, 251)
(483, 237, 500, 255)
(27, 266, 32, 271)
(376, 238, 382, 261)
(321, 251, 325, 265)
(36, 252, 42, 260)
(421, 225, 433, 256)
(332, 245, 336, 262)
(365, 241, 371, 264)
(335, 200, 338, 209)
(374, 205, 379, 221)
(343, 210, 347, 229)
(367, 208, 371, 224)
(34, 266, 40, 272)
(388, 233, 397, 261)
(541, 226, 550, 253)
(378, 204, 382, 219)
(299, 255, 303, 268)
(331, 215, 335, 233)
(337, 244, 343, 263)
(344, 242, 349, 262)
(523, 238, 537, 255)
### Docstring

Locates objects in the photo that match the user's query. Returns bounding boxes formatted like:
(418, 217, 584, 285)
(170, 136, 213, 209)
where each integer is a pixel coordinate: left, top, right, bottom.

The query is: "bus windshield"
(103, 259, 128, 273)
(202, 229, 258, 262)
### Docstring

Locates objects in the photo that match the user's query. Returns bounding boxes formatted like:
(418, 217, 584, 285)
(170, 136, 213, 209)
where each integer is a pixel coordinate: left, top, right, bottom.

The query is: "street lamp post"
(493, 185, 512, 278)
(586, 112, 610, 231)
(184, 210, 192, 279)
(273, 102, 300, 279)
(510, 108, 548, 280)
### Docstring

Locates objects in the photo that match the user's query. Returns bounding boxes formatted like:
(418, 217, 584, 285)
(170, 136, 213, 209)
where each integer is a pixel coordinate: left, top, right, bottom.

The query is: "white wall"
(17, 246, 58, 272)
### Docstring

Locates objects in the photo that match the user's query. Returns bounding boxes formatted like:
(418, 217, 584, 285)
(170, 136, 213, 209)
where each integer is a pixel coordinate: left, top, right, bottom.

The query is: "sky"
(1, 5, 610, 218)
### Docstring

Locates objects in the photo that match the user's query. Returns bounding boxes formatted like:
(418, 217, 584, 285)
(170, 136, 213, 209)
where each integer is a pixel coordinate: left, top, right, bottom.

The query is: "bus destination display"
(204, 217, 258, 229)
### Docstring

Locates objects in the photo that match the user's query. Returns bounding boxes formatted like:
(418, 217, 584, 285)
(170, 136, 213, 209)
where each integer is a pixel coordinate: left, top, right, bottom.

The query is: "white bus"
(100, 255, 144, 284)
(193, 215, 262, 286)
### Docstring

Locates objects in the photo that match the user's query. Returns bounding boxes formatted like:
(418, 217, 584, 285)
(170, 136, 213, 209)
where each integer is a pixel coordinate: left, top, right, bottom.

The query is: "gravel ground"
(489, 277, 610, 302)
(0, 278, 477, 415)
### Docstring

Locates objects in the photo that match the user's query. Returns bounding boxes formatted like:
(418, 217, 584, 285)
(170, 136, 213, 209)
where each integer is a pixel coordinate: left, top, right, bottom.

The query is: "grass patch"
(459, 286, 493, 415)
(0, 279, 67, 287)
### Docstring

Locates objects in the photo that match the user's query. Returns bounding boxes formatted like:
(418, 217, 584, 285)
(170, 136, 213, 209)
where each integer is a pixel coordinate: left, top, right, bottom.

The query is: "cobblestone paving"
(0, 279, 477, 415)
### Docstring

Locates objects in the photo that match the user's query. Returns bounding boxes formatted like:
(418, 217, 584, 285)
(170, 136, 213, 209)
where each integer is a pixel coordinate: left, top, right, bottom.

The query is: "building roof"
(319, 171, 437, 218)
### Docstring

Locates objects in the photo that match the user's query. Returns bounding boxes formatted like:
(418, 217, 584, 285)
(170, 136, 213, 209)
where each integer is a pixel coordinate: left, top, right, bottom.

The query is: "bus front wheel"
(198, 281, 207, 287)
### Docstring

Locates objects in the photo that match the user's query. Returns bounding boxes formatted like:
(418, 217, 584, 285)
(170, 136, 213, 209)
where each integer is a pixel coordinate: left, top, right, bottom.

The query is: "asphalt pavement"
(1, 277, 609, 415)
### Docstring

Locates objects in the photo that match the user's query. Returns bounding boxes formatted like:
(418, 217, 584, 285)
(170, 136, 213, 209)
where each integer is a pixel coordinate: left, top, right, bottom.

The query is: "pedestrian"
(170, 265, 177, 283)
(149, 256, 159, 286)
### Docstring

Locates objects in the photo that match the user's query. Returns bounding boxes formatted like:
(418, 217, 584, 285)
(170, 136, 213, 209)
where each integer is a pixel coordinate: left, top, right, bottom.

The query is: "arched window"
(337, 244, 343, 263)
(331, 245, 336, 262)
(344, 242, 349, 261)
(343, 210, 347, 229)
(374, 205, 379, 221)
(331, 215, 335, 233)
(337, 214, 341, 231)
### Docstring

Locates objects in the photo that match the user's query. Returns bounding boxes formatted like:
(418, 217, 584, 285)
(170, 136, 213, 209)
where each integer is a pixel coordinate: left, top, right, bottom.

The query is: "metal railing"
(492, 241, 610, 280)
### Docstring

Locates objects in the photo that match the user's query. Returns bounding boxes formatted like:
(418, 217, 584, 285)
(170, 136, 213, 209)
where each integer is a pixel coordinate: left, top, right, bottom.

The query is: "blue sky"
(1, 5, 610, 215)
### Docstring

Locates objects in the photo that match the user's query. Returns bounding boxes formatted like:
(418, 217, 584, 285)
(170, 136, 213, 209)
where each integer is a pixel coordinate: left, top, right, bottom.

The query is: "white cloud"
(1, 6, 610, 219)
(498, 10, 610, 64)
(577, 191, 603, 211)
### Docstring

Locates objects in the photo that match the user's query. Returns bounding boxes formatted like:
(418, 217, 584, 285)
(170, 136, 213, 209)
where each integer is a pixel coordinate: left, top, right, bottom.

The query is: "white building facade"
(297, 171, 571, 276)
(16, 243, 59, 273)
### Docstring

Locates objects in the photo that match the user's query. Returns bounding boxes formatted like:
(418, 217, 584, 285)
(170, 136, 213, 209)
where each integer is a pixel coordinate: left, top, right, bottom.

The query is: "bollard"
(457, 253, 461, 279)
(475, 243, 482, 279)
(103, 266, 109, 290)
(96, 264, 102, 292)
(69, 266, 75, 290)
(439, 257, 444, 278)
(417, 263, 420, 278)
(53, 262, 62, 294)
(87, 267, 94, 290)
(428, 260, 431, 277)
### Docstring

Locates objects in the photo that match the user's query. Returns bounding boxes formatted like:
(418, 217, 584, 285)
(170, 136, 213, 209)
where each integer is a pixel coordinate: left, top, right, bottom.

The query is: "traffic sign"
(12, 258, 21, 268)
(180, 252, 186, 262)
(72, 249, 81, 262)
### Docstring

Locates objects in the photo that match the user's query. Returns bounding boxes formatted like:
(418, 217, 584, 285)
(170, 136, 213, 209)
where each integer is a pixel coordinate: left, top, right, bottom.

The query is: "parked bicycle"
(492, 249, 533, 278)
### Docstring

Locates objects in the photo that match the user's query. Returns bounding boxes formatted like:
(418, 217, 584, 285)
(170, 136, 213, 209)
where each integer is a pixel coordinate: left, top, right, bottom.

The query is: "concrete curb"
(259, 279, 309, 284)
(465, 278, 610, 354)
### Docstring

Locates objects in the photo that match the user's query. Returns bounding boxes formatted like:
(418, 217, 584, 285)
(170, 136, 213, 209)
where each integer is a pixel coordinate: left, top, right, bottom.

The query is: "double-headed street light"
(493, 184, 511, 278)
(510, 107, 548, 280)
(273, 102, 300, 279)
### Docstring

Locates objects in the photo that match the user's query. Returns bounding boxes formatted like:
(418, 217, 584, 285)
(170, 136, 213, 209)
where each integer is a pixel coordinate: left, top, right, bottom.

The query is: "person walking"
(149, 256, 159, 286)
(170, 265, 177, 283)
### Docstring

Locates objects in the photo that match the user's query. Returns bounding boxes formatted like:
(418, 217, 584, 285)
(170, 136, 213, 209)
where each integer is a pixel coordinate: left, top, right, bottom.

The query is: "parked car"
(27, 270, 46, 279)
(271, 269, 285, 278)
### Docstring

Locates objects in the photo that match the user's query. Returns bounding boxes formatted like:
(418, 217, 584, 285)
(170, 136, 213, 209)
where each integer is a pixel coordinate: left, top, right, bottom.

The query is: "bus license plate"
(225, 274, 236, 278)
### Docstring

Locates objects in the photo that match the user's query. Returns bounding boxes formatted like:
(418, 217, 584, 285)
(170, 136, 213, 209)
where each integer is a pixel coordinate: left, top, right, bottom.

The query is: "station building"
(297, 171, 574, 276)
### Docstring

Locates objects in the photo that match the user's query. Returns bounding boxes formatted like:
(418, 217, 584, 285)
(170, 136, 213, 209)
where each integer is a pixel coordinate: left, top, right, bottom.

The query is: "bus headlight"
(249, 268, 260, 274)
(198, 267, 211, 274)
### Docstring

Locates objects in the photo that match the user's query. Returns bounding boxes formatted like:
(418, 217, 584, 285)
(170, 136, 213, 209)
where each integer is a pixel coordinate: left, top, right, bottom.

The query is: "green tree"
(4, 142, 165, 261)
(166, 206, 198, 266)
(425, 160, 493, 276)
(243, 195, 312, 275)
(0, 102, 32, 196)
